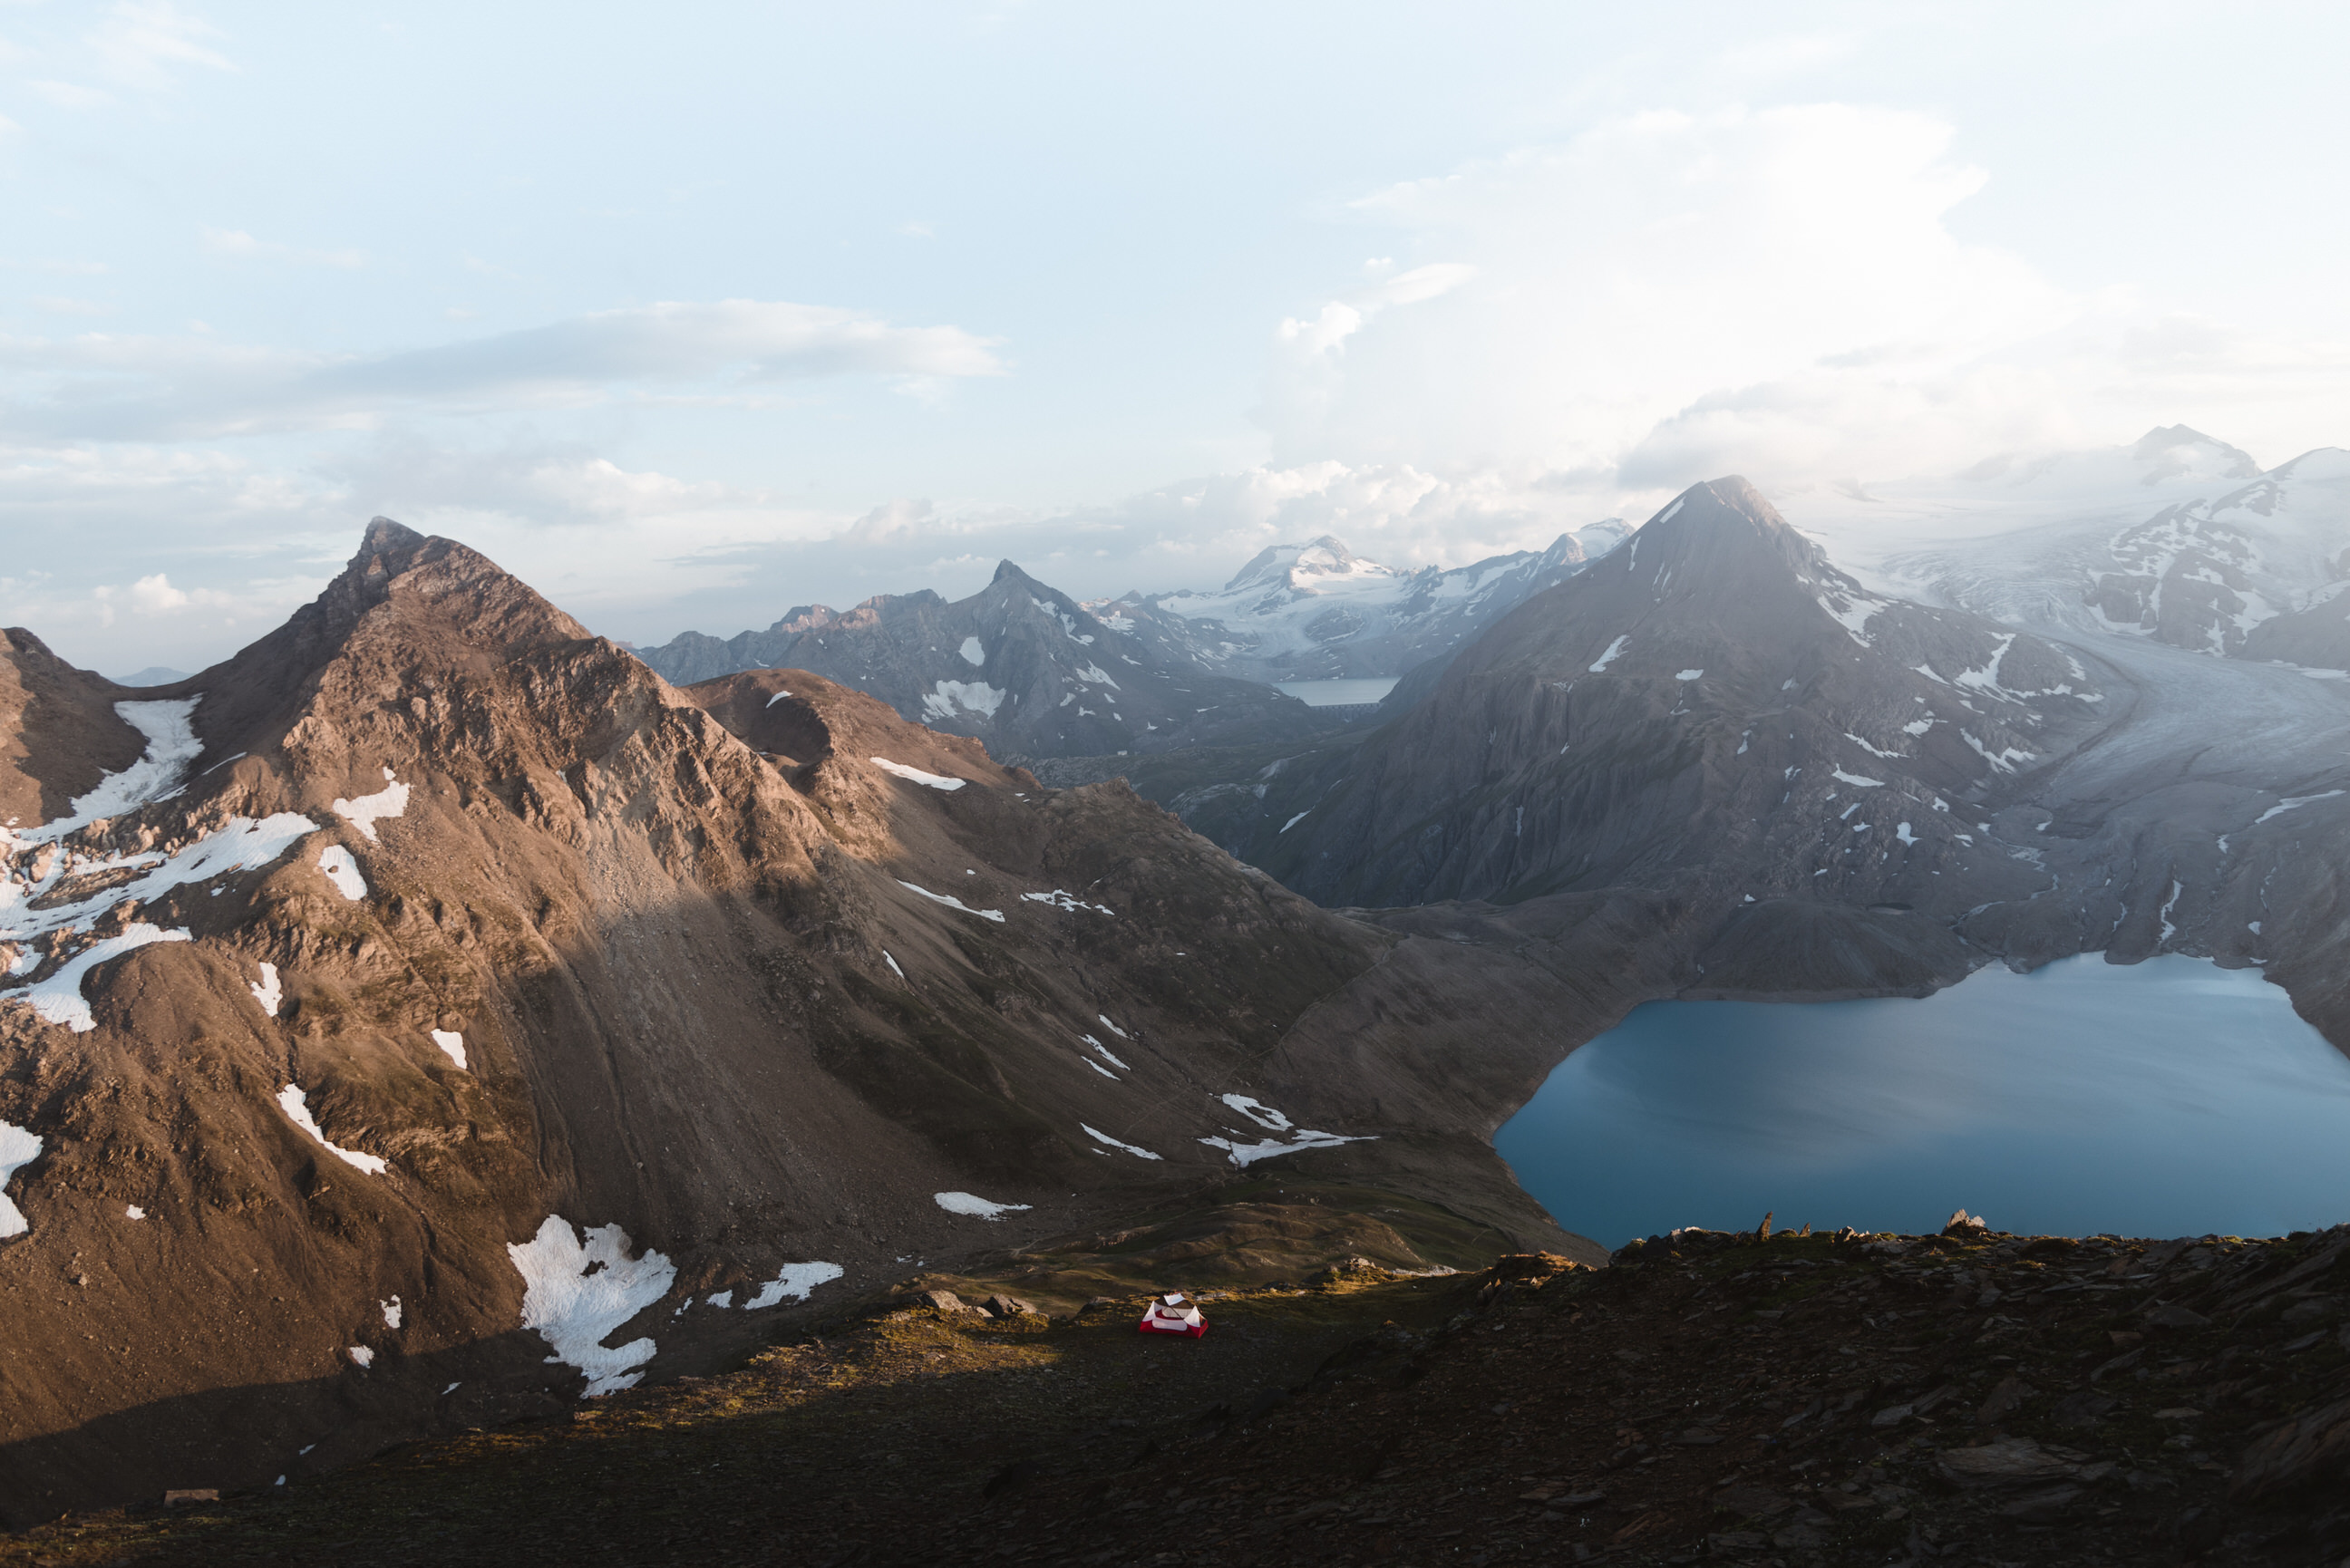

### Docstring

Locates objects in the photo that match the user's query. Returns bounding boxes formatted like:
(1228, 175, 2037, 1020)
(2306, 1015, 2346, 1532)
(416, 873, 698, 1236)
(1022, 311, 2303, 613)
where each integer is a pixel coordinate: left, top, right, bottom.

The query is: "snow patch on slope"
(918, 681, 1005, 721)
(317, 845, 367, 900)
(12, 924, 190, 1031)
(249, 962, 282, 1017)
(277, 1084, 388, 1175)
(1201, 1094, 1374, 1166)
(897, 881, 1005, 922)
(743, 1261, 844, 1309)
(47, 700, 204, 838)
(1021, 889, 1113, 915)
(0, 1119, 42, 1237)
(331, 768, 410, 843)
(1082, 1124, 1162, 1160)
(871, 758, 967, 791)
(2255, 790, 2345, 824)
(935, 1191, 1032, 1220)
(510, 1217, 676, 1396)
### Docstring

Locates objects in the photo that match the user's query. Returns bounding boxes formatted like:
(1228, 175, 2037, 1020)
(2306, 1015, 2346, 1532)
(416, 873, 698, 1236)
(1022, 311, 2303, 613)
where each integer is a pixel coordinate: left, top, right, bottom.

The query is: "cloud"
(1278, 263, 1475, 362)
(0, 299, 1009, 439)
(128, 572, 186, 610)
(199, 227, 366, 269)
(87, 1, 231, 90)
(1258, 104, 2102, 489)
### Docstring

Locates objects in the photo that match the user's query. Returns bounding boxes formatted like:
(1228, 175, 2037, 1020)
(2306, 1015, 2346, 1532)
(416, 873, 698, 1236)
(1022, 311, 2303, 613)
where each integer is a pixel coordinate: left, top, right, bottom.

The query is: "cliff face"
(0, 520, 1660, 1523)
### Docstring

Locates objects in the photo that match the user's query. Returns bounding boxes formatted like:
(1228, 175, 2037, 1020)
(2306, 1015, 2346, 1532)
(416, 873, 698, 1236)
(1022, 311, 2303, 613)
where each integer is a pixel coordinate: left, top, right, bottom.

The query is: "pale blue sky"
(5, 2, 2348, 671)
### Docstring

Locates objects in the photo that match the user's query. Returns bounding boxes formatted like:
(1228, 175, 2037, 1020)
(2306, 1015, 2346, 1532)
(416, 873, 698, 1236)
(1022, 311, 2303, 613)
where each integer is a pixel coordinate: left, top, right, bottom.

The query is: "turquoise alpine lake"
(1493, 953, 2350, 1248)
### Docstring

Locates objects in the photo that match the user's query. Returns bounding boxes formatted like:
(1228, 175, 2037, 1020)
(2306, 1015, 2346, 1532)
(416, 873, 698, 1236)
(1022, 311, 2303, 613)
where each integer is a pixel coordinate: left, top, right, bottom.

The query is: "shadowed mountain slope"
(1249, 479, 2106, 915)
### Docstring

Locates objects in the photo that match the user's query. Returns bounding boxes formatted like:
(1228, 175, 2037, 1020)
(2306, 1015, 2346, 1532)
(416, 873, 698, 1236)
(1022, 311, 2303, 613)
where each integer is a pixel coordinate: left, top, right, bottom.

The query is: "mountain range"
(9, 427, 2350, 1525)
(632, 526, 1626, 757)
(0, 521, 1681, 1522)
(1102, 522, 1628, 686)
(1072, 461, 2350, 1031)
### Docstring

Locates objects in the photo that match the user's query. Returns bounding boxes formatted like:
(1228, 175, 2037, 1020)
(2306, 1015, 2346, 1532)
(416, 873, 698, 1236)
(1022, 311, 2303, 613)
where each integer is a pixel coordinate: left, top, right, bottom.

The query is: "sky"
(5, 1, 2350, 674)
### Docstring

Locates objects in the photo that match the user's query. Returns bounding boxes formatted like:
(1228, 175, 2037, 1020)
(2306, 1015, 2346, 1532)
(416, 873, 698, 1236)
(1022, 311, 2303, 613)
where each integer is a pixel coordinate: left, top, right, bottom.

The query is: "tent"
(1138, 1292, 1207, 1338)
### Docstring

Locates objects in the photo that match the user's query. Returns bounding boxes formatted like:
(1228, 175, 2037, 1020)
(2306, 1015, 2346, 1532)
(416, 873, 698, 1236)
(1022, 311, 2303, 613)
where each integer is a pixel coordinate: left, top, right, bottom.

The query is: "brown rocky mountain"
(633, 559, 1343, 761)
(0, 520, 1703, 1524)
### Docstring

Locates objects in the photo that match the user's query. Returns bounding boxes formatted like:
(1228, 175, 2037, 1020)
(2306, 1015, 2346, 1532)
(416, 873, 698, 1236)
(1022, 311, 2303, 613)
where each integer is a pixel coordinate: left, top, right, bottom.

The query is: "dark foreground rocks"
(3, 1224, 2345, 1566)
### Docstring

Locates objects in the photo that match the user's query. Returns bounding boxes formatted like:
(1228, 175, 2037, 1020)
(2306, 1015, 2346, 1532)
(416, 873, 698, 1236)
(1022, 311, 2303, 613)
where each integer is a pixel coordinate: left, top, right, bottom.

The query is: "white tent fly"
(1138, 1292, 1206, 1338)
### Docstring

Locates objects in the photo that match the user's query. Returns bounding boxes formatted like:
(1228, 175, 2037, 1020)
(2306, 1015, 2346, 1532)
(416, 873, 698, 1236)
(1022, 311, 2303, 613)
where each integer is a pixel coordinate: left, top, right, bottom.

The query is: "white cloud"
(1255, 104, 2127, 493)
(127, 571, 187, 610)
(0, 298, 1008, 439)
(87, 1, 231, 90)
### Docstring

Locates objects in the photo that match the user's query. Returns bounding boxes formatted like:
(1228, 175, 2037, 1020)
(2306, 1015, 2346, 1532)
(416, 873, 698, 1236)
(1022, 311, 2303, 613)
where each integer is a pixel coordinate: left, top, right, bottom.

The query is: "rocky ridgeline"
(6, 1224, 2344, 1565)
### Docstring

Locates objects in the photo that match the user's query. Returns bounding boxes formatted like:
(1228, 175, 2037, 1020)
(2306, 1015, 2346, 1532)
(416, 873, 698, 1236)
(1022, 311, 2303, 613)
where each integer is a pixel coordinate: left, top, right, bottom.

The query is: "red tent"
(1138, 1292, 1207, 1338)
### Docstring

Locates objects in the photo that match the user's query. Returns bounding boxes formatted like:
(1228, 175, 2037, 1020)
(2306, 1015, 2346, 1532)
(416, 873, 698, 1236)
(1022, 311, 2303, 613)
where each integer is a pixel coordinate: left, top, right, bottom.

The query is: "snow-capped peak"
(1221, 535, 1399, 595)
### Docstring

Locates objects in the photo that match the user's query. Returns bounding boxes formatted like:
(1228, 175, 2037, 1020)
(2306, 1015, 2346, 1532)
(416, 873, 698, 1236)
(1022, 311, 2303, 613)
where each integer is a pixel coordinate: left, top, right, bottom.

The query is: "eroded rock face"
(0, 520, 1651, 1523)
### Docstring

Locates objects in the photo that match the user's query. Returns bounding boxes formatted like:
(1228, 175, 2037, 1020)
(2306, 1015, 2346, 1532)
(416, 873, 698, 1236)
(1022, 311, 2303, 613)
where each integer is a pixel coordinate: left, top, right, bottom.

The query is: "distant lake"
(1273, 678, 1400, 707)
(1495, 954, 2350, 1247)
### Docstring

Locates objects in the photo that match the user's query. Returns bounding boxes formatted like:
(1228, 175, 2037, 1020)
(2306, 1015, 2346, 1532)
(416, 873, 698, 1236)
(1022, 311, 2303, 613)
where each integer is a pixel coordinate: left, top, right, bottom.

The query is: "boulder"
(1937, 1439, 2079, 1487)
(1489, 1253, 1579, 1284)
(2229, 1392, 2350, 1503)
(2143, 1302, 2211, 1331)
(874, 1288, 979, 1318)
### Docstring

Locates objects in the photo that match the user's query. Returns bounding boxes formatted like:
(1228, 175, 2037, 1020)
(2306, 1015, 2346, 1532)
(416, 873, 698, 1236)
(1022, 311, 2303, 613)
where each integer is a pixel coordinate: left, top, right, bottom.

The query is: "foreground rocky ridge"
(7, 1222, 2345, 1565)
(0, 520, 1680, 1524)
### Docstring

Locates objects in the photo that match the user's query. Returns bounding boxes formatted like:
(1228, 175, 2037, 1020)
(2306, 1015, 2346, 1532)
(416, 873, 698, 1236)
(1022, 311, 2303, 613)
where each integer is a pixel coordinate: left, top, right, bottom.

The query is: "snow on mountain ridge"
(1767, 428, 2350, 670)
(1218, 535, 1403, 597)
(1126, 522, 1627, 684)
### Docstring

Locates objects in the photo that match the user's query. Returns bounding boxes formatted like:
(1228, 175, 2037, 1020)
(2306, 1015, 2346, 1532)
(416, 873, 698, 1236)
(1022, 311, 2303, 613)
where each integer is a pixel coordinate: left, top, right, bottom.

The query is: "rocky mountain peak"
(1222, 535, 1386, 595)
(1602, 476, 1843, 615)
(358, 514, 429, 556)
(2132, 424, 2260, 484)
